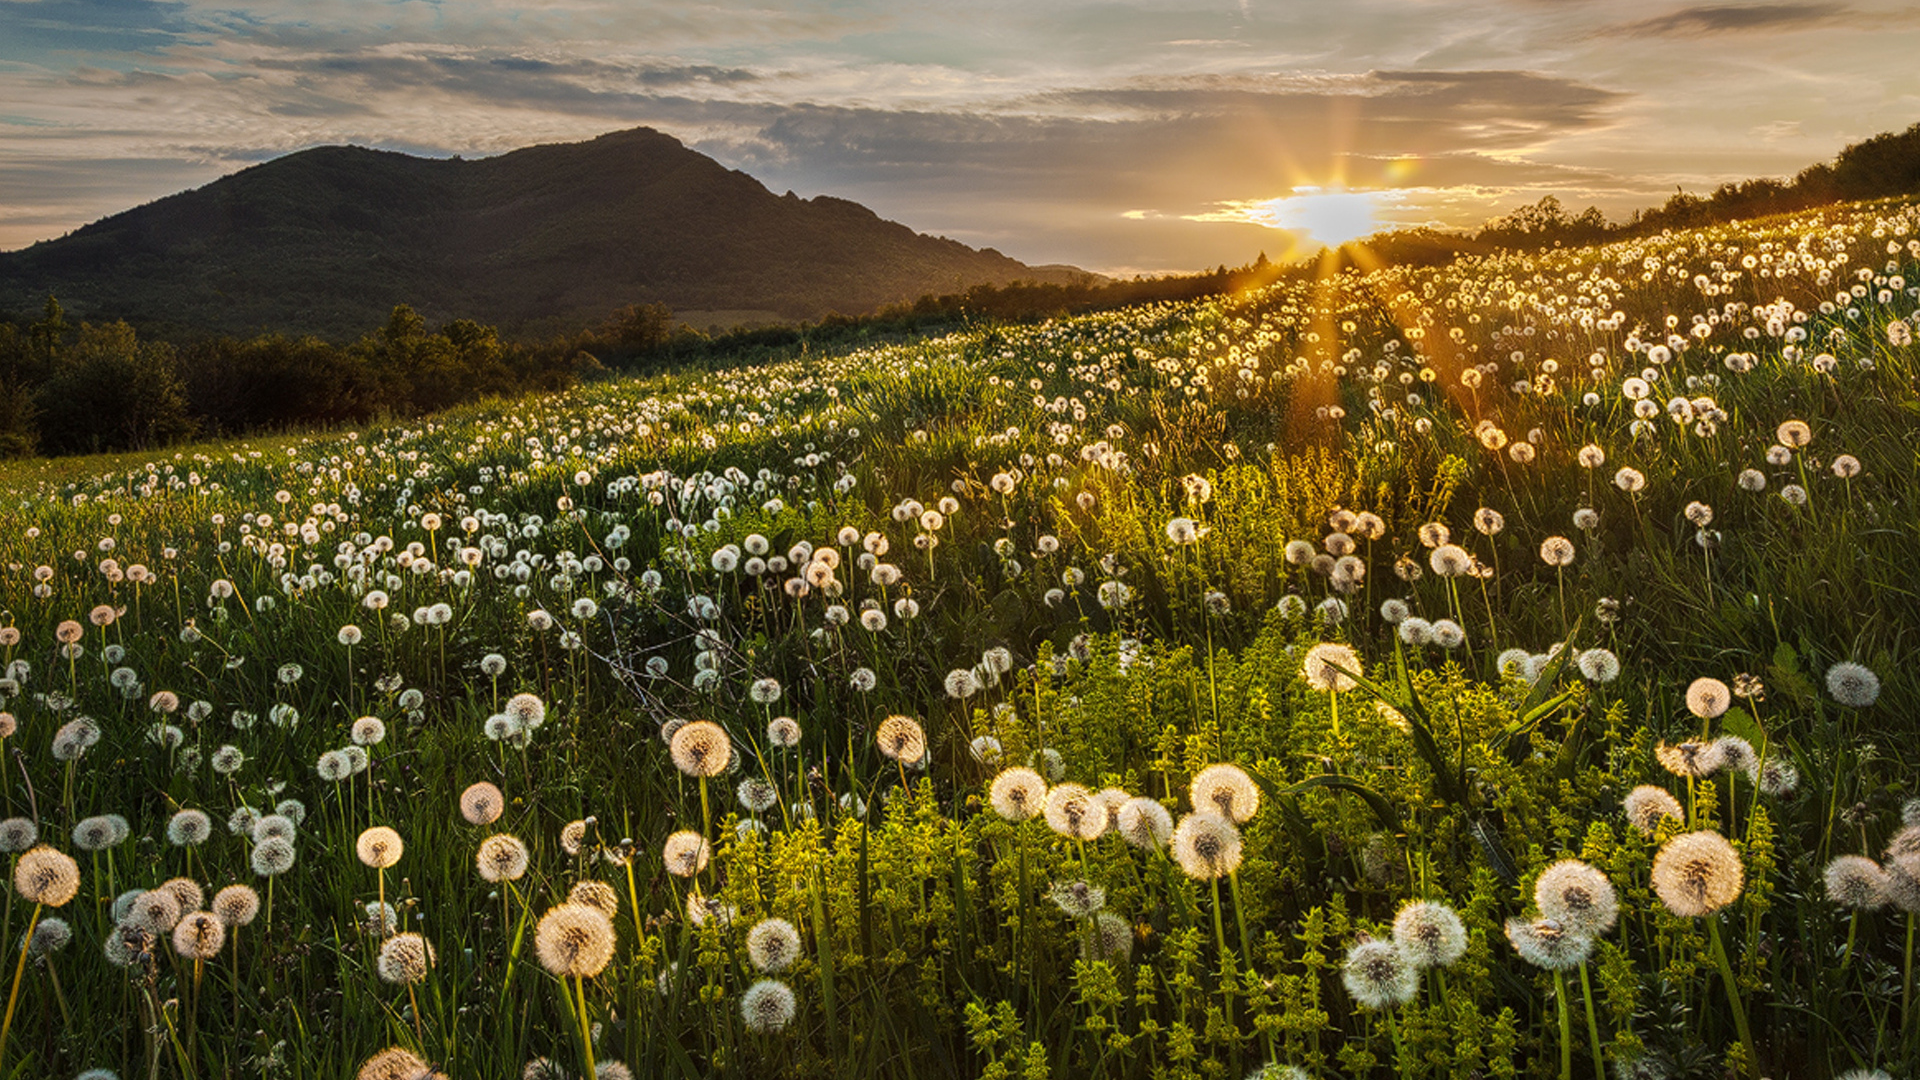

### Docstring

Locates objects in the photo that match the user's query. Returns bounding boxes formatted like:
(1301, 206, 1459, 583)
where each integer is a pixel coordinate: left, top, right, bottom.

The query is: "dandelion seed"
(352, 716, 387, 746)
(377, 932, 435, 984)
(504, 693, 547, 729)
(669, 720, 732, 777)
(876, 715, 927, 763)
(1391, 901, 1467, 969)
(534, 903, 616, 978)
(1342, 939, 1417, 1009)
(1777, 419, 1812, 447)
(1044, 783, 1106, 841)
(166, 810, 211, 847)
(1538, 536, 1575, 567)
(1117, 796, 1174, 850)
(1685, 677, 1731, 719)
(1651, 830, 1744, 917)
(1428, 544, 1472, 577)
(737, 777, 778, 813)
(1826, 855, 1890, 910)
(251, 837, 296, 877)
(357, 826, 404, 869)
(1048, 879, 1107, 917)
(1535, 859, 1618, 936)
(1301, 642, 1360, 693)
(213, 884, 260, 927)
(989, 767, 1048, 821)
(15, 846, 80, 906)
(740, 978, 797, 1033)
(1623, 785, 1683, 834)
(460, 782, 505, 825)
(1655, 740, 1725, 778)
(356, 1047, 438, 1080)
(662, 831, 710, 877)
(1170, 812, 1242, 881)
(1826, 661, 1881, 707)
(1505, 917, 1592, 970)
(476, 835, 529, 882)
(747, 917, 802, 972)
(1758, 758, 1799, 798)
(1189, 764, 1259, 824)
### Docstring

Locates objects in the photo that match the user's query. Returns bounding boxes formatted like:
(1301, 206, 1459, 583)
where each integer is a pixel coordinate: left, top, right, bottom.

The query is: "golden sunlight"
(1252, 187, 1380, 248)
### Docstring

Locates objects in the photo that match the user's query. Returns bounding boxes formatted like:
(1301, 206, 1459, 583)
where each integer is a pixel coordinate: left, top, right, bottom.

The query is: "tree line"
(0, 301, 601, 458)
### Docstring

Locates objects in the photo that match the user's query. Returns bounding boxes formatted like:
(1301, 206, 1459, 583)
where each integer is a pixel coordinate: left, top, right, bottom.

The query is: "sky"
(2, 0, 1918, 275)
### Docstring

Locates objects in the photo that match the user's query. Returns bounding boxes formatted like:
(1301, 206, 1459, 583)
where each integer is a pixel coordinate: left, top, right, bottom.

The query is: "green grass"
(1, 196, 1918, 1080)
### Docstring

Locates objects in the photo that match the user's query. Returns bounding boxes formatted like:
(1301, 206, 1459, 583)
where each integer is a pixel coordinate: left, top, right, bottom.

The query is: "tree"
(35, 321, 196, 454)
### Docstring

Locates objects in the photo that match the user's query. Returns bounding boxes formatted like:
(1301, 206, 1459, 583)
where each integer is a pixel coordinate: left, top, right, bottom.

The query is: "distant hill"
(0, 127, 1087, 340)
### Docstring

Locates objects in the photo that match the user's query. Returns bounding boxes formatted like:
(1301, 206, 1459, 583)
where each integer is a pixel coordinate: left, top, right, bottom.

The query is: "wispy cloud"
(1611, 3, 1850, 36)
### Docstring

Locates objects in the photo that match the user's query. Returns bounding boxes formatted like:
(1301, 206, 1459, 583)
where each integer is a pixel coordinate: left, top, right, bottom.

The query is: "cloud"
(1612, 3, 1850, 36)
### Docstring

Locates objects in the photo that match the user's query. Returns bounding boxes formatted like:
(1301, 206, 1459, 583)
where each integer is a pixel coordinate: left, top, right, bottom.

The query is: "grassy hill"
(0, 195, 1917, 1078)
(0, 127, 1078, 339)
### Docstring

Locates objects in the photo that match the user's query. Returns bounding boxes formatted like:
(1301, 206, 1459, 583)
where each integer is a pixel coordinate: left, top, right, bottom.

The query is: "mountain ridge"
(0, 127, 1086, 340)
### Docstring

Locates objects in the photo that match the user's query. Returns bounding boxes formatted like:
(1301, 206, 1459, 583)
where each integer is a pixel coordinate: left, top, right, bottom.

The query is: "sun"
(1252, 187, 1380, 249)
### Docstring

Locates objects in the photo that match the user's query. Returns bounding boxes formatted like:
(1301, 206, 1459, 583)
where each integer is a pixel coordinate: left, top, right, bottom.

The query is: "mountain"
(0, 128, 1084, 339)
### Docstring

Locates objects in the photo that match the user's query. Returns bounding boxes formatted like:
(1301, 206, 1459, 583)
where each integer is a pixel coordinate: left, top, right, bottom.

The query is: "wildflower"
(1825, 856, 1889, 910)
(1656, 741, 1724, 778)
(1505, 917, 1591, 970)
(1189, 764, 1260, 823)
(71, 816, 122, 851)
(1429, 544, 1472, 577)
(377, 932, 435, 984)
(1166, 517, 1206, 544)
(534, 903, 616, 978)
(749, 677, 782, 704)
(1685, 677, 1731, 719)
(357, 1047, 437, 1080)
(1826, 661, 1881, 707)
(876, 715, 927, 763)
(737, 777, 778, 813)
(1623, 785, 1683, 834)
(662, 831, 710, 877)
(1715, 736, 1758, 783)
(988, 767, 1048, 821)
(1534, 860, 1618, 936)
(15, 846, 80, 906)
(767, 716, 801, 748)
(1301, 642, 1360, 692)
(1758, 758, 1800, 798)
(1651, 831, 1744, 916)
(213, 885, 261, 926)
(1044, 783, 1106, 840)
(1086, 911, 1133, 963)
(1048, 879, 1107, 918)
(669, 720, 732, 777)
(1431, 619, 1466, 649)
(1576, 648, 1620, 683)
(1342, 939, 1417, 1009)
(1614, 467, 1646, 492)
(251, 837, 297, 877)
(1170, 812, 1243, 880)
(1391, 901, 1467, 969)
(740, 978, 797, 1033)
(1399, 618, 1434, 646)
(476, 835, 530, 882)
(746, 917, 802, 972)
(1538, 536, 1575, 567)
(460, 782, 505, 825)
(504, 693, 547, 729)
(167, 810, 211, 847)
(1777, 419, 1812, 447)
(1117, 797, 1174, 850)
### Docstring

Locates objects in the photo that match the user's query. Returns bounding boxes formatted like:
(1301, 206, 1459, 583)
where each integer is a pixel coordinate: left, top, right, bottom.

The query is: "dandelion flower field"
(3, 199, 1920, 1079)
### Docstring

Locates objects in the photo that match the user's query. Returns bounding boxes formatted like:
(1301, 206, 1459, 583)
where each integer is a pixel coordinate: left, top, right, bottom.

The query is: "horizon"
(3, 0, 1918, 277)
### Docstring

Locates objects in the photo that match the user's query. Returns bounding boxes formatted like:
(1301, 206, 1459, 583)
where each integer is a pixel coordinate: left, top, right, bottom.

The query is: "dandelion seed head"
(460, 782, 505, 825)
(1391, 901, 1467, 969)
(747, 917, 803, 972)
(1684, 677, 1731, 719)
(741, 978, 798, 1033)
(876, 715, 927, 764)
(1170, 812, 1242, 881)
(1505, 917, 1592, 970)
(1825, 855, 1890, 910)
(670, 720, 732, 777)
(377, 932, 435, 984)
(14, 845, 80, 906)
(1301, 642, 1360, 693)
(1342, 939, 1417, 1009)
(1047, 879, 1107, 918)
(1651, 830, 1744, 917)
(1623, 785, 1683, 835)
(1189, 764, 1259, 824)
(1826, 661, 1881, 707)
(213, 884, 260, 927)
(356, 1046, 438, 1080)
(534, 903, 616, 978)
(1655, 740, 1725, 779)
(251, 837, 296, 877)
(357, 826, 404, 869)
(1534, 859, 1618, 936)
(989, 767, 1048, 821)
(662, 831, 711, 877)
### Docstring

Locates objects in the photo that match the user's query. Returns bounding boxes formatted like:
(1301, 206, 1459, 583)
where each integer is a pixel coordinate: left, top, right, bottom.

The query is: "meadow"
(2, 195, 1919, 1080)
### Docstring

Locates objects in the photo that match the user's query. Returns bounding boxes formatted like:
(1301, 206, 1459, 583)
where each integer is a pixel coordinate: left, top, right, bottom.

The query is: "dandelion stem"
(1707, 916, 1759, 1078)
(0, 903, 42, 1064)
(1578, 960, 1604, 1080)
(1554, 968, 1573, 1080)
